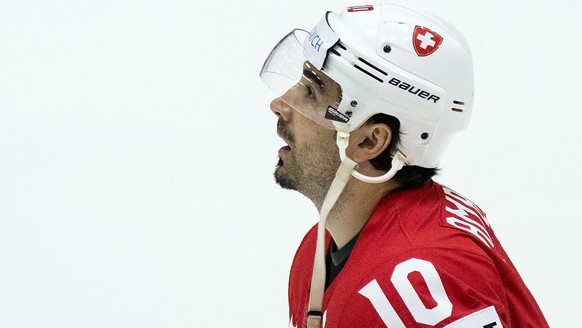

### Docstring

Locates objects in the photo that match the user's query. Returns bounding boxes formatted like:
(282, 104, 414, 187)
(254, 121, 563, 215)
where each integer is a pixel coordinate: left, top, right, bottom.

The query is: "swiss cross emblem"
(413, 25, 443, 56)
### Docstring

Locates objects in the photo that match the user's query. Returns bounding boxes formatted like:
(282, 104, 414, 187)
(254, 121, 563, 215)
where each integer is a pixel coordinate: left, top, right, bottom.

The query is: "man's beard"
(274, 119, 299, 190)
(274, 157, 298, 190)
(274, 153, 338, 207)
(272, 119, 339, 205)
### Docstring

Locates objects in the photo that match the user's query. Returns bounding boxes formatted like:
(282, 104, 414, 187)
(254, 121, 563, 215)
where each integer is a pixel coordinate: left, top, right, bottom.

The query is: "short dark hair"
(368, 113, 438, 189)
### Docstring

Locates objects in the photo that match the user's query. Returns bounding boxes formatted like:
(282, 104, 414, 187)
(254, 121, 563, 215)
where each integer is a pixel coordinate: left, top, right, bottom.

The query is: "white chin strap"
(306, 129, 405, 327)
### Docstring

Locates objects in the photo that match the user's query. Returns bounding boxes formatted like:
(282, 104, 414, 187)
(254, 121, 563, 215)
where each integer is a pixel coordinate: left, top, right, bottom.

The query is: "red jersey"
(288, 181, 548, 328)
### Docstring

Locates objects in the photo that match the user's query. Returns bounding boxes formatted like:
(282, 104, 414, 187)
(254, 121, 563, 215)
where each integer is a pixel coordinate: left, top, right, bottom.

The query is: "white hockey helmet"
(261, 3, 473, 168)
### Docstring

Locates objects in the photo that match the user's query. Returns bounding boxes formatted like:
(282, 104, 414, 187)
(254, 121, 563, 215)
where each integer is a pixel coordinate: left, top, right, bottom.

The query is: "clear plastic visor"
(260, 29, 341, 130)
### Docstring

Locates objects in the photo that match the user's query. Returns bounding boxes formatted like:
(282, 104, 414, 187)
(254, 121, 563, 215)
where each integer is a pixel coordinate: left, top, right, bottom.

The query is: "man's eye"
(305, 85, 315, 99)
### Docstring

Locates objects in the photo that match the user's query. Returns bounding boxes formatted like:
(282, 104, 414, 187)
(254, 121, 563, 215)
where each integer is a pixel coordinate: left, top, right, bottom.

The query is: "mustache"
(277, 119, 295, 145)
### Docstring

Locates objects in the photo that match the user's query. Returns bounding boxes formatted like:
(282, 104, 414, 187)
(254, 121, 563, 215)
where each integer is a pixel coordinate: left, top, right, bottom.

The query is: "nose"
(270, 97, 293, 122)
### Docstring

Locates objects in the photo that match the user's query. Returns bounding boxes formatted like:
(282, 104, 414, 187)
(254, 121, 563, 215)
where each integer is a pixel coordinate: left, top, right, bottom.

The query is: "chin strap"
(307, 154, 357, 328)
(352, 150, 406, 183)
(306, 128, 405, 327)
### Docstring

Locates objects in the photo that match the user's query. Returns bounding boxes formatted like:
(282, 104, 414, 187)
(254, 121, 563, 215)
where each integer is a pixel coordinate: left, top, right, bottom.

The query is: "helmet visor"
(260, 29, 342, 130)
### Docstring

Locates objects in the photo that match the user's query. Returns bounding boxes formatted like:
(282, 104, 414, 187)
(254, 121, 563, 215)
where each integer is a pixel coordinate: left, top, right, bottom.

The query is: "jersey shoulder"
(374, 181, 498, 253)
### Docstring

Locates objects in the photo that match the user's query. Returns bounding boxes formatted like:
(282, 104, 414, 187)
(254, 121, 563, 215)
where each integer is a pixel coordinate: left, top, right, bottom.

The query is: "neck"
(320, 176, 400, 249)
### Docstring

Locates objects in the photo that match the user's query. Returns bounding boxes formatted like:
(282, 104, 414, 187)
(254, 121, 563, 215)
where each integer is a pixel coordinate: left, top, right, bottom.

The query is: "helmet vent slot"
(452, 100, 465, 112)
(353, 57, 387, 83)
(329, 48, 341, 57)
(357, 57, 387, 76)
(354, 64, 384, 83)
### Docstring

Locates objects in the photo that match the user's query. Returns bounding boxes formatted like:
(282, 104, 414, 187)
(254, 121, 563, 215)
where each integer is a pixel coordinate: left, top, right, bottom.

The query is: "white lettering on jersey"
(391, 258, 452, 325)
(443, 187, 494, 248)
(443, 306, 503, 328)
(359, 279, 406, 328)
(359, 258, 452, 327)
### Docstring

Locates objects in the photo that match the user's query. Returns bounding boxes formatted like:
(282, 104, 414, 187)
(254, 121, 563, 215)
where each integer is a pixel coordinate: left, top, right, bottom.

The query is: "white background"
(0, 0, 579, 327)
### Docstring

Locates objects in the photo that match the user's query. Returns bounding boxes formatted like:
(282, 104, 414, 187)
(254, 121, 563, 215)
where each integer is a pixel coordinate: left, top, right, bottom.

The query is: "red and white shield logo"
(413, 26, 443, 57)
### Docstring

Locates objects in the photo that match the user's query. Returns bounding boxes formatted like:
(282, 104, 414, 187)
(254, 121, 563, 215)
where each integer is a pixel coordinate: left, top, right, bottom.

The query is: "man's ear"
(348, 123, 392, 163)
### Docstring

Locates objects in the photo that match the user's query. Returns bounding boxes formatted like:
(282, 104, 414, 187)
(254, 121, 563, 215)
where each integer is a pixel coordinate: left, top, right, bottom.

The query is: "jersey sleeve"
(330, 248, 509, 328)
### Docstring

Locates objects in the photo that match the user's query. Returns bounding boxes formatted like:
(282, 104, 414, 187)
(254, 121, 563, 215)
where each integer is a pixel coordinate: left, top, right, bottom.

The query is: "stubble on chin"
(274, 157, 297, 191)
(273, 154, 334, 207)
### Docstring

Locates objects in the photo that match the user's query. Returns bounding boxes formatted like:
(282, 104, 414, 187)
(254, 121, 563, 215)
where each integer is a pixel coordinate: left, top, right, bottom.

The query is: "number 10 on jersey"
(359, 258, 453, 327)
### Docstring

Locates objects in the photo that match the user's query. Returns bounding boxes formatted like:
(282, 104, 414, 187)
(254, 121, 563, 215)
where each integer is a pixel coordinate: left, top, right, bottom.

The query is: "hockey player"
(259, 4, 548, 327)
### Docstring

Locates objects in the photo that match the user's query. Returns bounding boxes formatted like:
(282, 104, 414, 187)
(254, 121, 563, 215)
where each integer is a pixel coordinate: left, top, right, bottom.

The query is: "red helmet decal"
(347, 5, 374, 13)
(413, 26, 443, 57)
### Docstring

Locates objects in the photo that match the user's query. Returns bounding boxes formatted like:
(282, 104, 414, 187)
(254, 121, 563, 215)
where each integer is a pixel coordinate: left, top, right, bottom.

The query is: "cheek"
(292, 115, 338, 158)
(317, 130, 339, 151)
(295, 132, 334, 158)
(310, 132, 340, 162)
